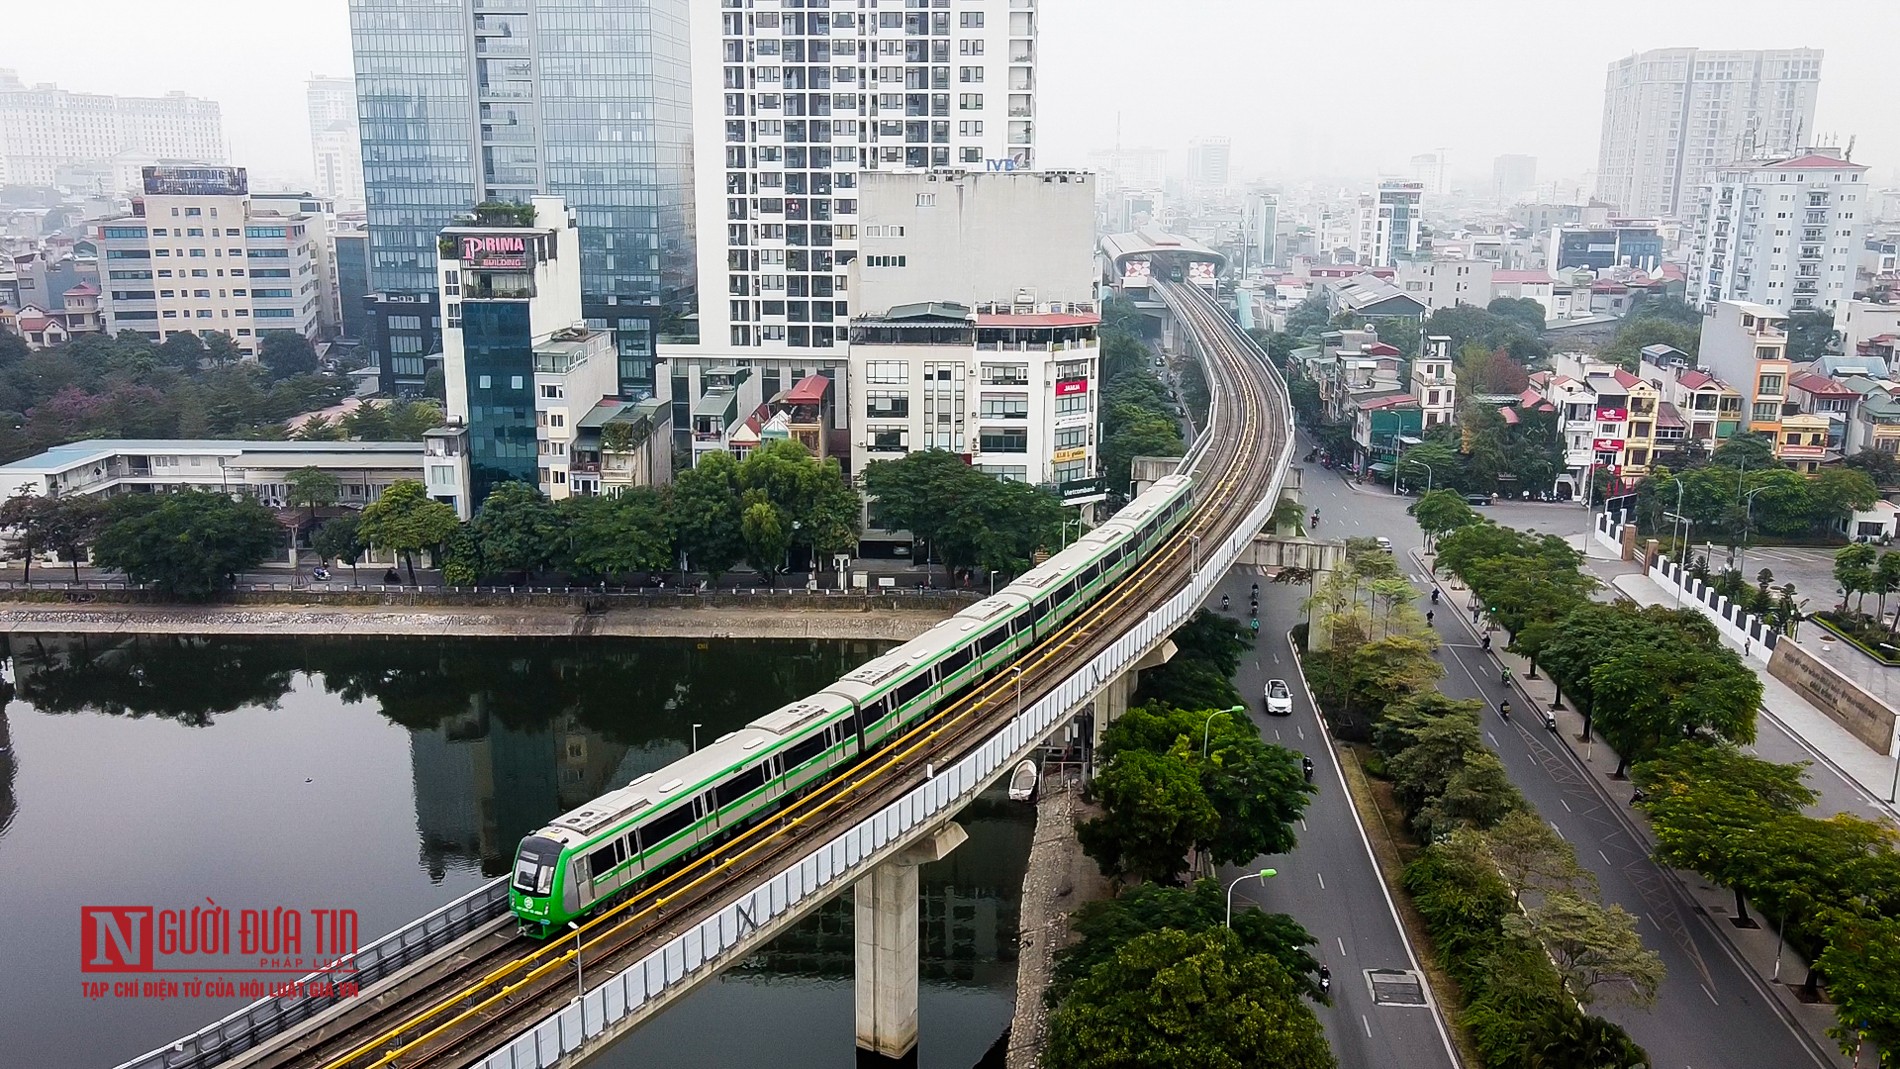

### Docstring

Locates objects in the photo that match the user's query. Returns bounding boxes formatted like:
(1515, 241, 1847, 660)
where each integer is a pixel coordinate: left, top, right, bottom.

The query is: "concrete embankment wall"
(0, 600, 957, 641)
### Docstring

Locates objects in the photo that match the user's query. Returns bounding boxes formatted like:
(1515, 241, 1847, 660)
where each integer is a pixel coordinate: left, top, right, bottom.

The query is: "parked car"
(1264, 678, 1293, 715)
(1465, 494, 1493, 506)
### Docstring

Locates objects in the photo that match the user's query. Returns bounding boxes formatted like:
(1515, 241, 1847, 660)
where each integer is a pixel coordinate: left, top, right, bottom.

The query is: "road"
(1295, 441, 1843, 1069)
(1210, 569, 1459, 1069)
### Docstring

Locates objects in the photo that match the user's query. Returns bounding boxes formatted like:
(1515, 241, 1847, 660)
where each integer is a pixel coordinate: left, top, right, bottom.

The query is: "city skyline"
(4, 0, 1899, 191)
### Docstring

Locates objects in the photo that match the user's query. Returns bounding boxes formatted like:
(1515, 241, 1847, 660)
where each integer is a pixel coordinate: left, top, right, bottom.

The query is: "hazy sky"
(5, 0, 1896, 192)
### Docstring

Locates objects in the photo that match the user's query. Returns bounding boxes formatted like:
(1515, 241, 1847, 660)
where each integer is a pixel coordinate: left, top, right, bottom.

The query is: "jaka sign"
(1054, 378, 1089, 397)
(460, 234, 532, 270)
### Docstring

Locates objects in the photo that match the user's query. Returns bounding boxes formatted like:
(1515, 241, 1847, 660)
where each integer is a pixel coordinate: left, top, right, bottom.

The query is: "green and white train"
(510, 473, 1197, 937)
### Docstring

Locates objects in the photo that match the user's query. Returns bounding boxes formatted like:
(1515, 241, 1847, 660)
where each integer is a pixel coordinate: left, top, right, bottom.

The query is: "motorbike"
(1500, 701, 1512, 721)
(1544, 712, 1558, 732)
(1318, 966, 1332, 995)
(1302, 757, 1314, 782)
(311, 566, 330, 582)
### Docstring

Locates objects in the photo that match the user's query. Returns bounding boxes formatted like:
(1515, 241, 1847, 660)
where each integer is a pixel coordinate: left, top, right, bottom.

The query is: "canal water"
(0, 634, 1029, 1069)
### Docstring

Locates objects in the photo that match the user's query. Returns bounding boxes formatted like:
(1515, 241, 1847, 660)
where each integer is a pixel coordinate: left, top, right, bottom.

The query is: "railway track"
(244, 280, 1286, 1069)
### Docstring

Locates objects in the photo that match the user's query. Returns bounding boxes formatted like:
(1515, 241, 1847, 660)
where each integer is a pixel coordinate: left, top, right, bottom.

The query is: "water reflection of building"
(732, 808, 1033, 988)
(410, 699, 628, 881)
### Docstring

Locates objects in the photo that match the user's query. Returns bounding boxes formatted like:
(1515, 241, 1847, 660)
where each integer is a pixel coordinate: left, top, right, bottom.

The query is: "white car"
(1374, 535, 1393, 551)
(1264, 678, 1293, 716)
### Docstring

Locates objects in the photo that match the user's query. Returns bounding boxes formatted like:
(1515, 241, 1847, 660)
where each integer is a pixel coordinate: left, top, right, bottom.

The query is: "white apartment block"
(1356, 181, 1423, 267)
(0, 69, 224, 190)
(1088, 146, 1166, 192)
(847, 169, 1099, 500)
(97, 166, 323, 354)
(689, 0, 1037, 354)
(1395, 257, 1493, 311)
(1188, 136, 1231, 193)
(1688, 147, 1867, 314)
(1596, 48, 1822, 220)
(306, 75, 365, 211)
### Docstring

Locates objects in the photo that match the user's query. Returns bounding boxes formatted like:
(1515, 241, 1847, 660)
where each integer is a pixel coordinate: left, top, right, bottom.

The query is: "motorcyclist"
(1500, 700, 1512, 720)
(1250, 617, 1259, 634)
(1302, 756, 1314, 781)
(1425, 610, 1434, 626)
(1310, 511, 1320, 529)
(1251, 582, 1259, 598)
(1430, 588, 1440, 605)
(1318, 966, 1332, 994)
(1501, 666, 1513, 685)
(1221, 593, 1230, 611)
(1481, 633, 1491, 652)
(1544, 710, 1558, 731)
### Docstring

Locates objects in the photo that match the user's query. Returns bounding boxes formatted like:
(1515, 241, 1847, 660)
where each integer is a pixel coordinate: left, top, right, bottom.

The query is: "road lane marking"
(1297, 725, 1306, 740)
(1646, 913, 1659, 930)
(1560, 798, 1572, 813)
(1702, 983, 1719, 1005)
(1549, 821, 1565, 839)
(1338, 936, 1347, 956)
(1487, 731, 1499, 746)
(1317, 872, 1326, 889)
(1598, 849, 1612, 866)
(1362, 1015, 1373, 1038)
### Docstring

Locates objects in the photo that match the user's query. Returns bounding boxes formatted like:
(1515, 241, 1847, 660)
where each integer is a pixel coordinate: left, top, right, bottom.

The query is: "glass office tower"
(348, 0, 696, 397)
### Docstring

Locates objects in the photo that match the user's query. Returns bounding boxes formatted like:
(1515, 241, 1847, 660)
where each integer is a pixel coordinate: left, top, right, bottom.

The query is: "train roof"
(536, 727, 776, 847)
(748, 693, 854, 736)
(909, 591, 1032, 652)
(821, 643, 940, 701)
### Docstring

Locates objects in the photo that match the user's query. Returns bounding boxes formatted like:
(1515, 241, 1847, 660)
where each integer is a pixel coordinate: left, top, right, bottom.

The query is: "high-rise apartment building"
(306, 75, 365, 212)
(1687, 147, 1867, 314)
(688, 0, 1037, 355)
(96, 165, 322, 354)
(1492, 154, 1537, 204)
(1088, 146, 1167, 193)
(1355, 181, 1423, 267)
(1188, 136, 1231, 193)
(347, 0, 697, 397)
(1595, 48, 1822, 220)
(0, 69, 224, 190)
(1410, 152, 1447, 196)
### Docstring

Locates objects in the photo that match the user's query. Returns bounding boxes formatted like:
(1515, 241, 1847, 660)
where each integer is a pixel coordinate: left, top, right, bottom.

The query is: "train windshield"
(513, 837, 560, 895)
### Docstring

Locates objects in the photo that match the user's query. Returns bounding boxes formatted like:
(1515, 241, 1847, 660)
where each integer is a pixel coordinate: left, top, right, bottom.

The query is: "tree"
(1413, 488, 1480, 546)
(342, 402, 392, 442)
(1283, 295, 1332, 341)
(1078, 745, 1219, 885)
(1809, 467, 1879, 533)
(1051, 879, 1324, 1003)
(294, 414, 347, 441)
(559, 488, 672, 579)
(1785, 309, 1835, 363)
(38, 494, 107, 583)
(1835, 542, 1879, 614)
(1044, 928, 1336, 1069)
(1600, 316, 1700, 371)
(311, 513, 366, 583)
(285, 466, 342, 527)
(740, 496, 791, 584)
(1817, 914, 1900, 1063)
(1374, 317, 1422, 359)
(1487, 296, 1548, 335)
(1709, 432, 1778, 471)
(1394, 439, 1462, 494)
(1457, 343, 1531, 396)
(155, 331, 209, 371)
(1484, 811, 1590, 902)
(0, 483, 51, 585)
(92, 491, 281, 599)
(1588, 645, 1761, 774)
(385, 399, 445, 440)
(1135, 611, 1252, 708)
(1504, 892, 1664, 1008)
(1845, 449, 1900, 489)
(357, 479, 459, 584)
(672, 452, 746, 580)
(258, 332, 320, 380)
(470, 481, 565, 579)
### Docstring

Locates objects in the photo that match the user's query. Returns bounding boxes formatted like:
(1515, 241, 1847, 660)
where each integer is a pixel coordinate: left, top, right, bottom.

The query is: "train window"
(715, 764, 769, 809)
(587, 841, 622, 877)
(894, 673, 931, 708)
(643, 803, 696, 847)
(784, 731, 828, 768)
(1034, 598, 1051, 618)
(942, 644, 973, 673)
(859, 698, 889, 730)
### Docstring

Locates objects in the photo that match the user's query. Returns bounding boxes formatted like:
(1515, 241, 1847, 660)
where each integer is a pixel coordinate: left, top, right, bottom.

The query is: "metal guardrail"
(466, 283, 1298, 1069)
(112, 880, 512, 1069)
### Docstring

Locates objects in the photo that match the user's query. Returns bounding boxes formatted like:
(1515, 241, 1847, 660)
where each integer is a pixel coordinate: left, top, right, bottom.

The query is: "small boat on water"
(1008, 759, 1039, 802)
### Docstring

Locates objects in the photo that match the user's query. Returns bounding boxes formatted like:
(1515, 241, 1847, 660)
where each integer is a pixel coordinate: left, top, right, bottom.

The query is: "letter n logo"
(82, 907, 152, 972)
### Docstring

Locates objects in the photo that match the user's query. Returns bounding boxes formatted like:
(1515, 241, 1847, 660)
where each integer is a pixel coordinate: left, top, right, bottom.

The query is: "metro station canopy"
(1101, 227, 1227, 287)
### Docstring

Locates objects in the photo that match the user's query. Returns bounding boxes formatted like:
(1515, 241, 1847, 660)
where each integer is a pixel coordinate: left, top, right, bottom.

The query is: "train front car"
(510, 834, 570, 938)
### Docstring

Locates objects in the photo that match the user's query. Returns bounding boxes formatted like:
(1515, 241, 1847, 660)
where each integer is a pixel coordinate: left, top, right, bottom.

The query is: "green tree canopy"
(258, 332, 319, 380)
(672, 451, 746, 580)
(357, 479, 459, 584)
(93, 490, 281, 599)
(286, 466, 341, 525)
(558, 488, 672, 579)
(1078, 744, 1219, 885)
(1044, 927, 1336, 1069)
(311, 512, 366, 580)
(470, 481, 565, 578)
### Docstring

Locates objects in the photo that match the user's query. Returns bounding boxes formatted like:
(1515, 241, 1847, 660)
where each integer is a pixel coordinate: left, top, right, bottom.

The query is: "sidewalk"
(1416, 546, 1852, 1067)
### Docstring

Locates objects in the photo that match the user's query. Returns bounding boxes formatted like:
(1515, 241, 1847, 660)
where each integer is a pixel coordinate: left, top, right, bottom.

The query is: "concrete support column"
(1090, 639, 1175, 760)
(855, 821, 969, 1061)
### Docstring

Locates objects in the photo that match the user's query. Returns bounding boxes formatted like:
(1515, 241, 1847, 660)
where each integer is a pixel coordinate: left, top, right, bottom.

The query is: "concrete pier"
(853, 821, 969, 1059)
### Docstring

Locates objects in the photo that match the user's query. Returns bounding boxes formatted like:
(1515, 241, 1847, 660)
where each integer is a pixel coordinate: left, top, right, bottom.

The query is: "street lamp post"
(1226, 868, 1279, 927)
(989, 569, 999, 597)
(566, 921, 584, 1002)
(691, 723, 702, 752)
(1739, 486, 1769, 580)
(1011, 664, 1024, 719)
(1201, 705, 1245, 758)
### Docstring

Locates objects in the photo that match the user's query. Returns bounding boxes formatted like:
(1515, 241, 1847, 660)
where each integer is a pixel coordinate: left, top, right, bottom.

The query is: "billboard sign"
(1595, 405, 1627, 422)
(1592, 438, 1625, 452)
(1055, 378, 1089, 397)
(459, 234, 533, 271)
(142, 165, 248, 197)
(1059, 476, 1107, 504)
(1122, 260, 1152, 287)
(1051, 447, 1088, 464)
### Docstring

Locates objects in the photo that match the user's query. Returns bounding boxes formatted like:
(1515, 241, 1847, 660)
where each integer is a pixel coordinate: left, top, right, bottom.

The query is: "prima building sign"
(459, 234, 533, 270)
(142, 165, 248, 197)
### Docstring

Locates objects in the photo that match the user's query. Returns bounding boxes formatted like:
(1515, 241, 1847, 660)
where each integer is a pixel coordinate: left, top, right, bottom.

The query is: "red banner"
(1595, 406, 1627, 422)
(1055, 379, 1089, 397)
(1592, 438, 1625, 451)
